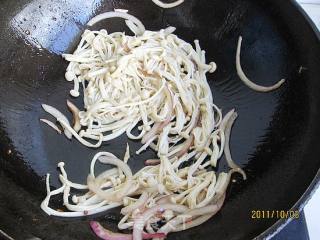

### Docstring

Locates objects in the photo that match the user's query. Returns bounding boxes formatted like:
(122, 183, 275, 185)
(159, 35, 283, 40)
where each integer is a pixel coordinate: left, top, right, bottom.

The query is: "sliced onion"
(42, 104, 72, 139)
(223, 112, 246, 180)
(40, 118, 62, 134)
(236, 36, 285, 92)
(67, 100, 81, 132)
(90, 221, 166, 240)
(90, 221, 132, 240)
(144, 159, 160, 166)
(219, 109, 235, 130)
(142, 232, 166, 239)
(152, 0, 184, 8)
(87, 11, 145, 36)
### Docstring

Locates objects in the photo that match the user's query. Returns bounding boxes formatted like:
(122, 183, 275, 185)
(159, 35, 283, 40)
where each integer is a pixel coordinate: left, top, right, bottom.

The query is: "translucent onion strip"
(151, 0, 184, 8)
(236, 36, 285, 92)
(222, 111, 247, 180)
(40, 119, 62, 134)
(42, 104, 72, 139)
(87, 11, 146, 36)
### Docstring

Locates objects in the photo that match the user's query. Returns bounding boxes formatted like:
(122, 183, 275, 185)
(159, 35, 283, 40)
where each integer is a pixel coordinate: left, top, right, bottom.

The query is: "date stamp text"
(251, 210, 299, 219)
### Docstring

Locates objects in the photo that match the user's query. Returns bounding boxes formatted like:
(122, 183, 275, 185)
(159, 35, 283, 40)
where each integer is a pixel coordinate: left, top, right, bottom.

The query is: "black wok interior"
(0, 0, 320, 239)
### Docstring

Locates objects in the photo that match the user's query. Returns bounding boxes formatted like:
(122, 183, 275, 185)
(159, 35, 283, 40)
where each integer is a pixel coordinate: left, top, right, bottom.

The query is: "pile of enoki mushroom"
(40, 9, 284, 240)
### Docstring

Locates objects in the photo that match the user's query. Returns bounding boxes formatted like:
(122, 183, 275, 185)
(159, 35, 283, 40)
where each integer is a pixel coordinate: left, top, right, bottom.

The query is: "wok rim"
(258, 170, 320, 239)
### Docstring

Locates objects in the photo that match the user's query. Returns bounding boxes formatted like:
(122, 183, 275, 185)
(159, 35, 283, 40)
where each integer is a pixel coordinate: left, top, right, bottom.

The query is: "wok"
(0, 0, 320, 239)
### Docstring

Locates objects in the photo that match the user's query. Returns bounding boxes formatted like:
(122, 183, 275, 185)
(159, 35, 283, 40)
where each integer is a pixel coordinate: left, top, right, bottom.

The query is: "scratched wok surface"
(0, 0, 320, 239)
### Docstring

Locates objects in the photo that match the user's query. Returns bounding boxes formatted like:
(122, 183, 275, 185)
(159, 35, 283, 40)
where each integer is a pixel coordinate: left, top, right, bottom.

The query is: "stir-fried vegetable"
(41, 149, 239, 239)
(43, 11, 223, 163)
(39, 9, 284, 240)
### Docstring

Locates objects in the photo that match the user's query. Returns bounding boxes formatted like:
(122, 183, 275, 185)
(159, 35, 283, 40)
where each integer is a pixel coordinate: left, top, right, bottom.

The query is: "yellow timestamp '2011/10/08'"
(251, 210, 300, 219)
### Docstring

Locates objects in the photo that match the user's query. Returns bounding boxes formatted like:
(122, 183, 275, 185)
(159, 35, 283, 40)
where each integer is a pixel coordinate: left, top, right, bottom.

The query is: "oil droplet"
(25, 30, 30, 35)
